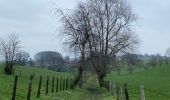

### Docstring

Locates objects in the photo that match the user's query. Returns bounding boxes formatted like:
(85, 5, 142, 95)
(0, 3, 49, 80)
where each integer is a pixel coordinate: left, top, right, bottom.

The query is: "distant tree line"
(15, 51, 72, 72)
(15, 51, 34, 66)
(111, 53, 170, 75)
(0, 34, 72, 74)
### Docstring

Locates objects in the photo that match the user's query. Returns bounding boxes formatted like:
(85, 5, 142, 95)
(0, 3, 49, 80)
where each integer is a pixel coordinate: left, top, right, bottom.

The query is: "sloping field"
(0, 64, 73, 100)
(106, 65, 170, 100)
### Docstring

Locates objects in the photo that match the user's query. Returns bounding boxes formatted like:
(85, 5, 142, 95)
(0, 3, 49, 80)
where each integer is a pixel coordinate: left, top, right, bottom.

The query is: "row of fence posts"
(104, 81, 146, 100)
(103, 81, 129, 100)
(11, 75, 73, 100)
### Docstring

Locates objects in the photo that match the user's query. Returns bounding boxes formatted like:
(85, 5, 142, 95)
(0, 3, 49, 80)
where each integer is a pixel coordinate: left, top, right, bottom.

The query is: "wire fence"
(104, 81, 170, 100)
(0, 74, 74, 100)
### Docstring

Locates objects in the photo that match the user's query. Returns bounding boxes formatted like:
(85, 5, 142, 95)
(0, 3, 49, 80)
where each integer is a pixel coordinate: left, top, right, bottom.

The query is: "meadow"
(1, 64, 170, 100)
(0, 64, 73, 100)
(106, 64, 170, 100)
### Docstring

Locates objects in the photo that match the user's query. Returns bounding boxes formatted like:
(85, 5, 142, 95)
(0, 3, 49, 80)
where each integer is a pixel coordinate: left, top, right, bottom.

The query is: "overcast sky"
(0, 0, 170, 58)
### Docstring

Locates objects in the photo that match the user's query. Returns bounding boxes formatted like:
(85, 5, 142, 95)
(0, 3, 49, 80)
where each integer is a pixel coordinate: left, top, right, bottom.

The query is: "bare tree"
(0, 34, 21, 75)
(57, 3, 91, 88)
(123, 54, 138, 74)
(58, 0, 138, 87)
(15, 51, 30, 66)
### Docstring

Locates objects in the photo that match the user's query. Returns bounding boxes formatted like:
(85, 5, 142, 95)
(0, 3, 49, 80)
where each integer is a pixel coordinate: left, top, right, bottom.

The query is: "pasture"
(106, 64, 170, 100)
(0, 64, 73, 100)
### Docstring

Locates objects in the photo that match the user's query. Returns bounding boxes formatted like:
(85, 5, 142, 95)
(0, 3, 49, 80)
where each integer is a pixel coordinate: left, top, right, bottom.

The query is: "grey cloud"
(0, 0, 170, 58)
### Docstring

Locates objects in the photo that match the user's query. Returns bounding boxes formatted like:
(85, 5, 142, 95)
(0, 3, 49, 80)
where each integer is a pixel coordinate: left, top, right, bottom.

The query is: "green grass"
(41, 88, 115, 100)
(1, 63, 170, 100)
(0, 64, 73, 100)
(106, 64, 170, 100)
(0, 64, 114, 100)
(43, 76, 115, 100)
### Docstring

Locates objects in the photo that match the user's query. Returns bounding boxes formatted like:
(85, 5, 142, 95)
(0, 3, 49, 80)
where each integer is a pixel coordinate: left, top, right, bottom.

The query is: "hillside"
(1, 64, 170, 100)
(0, 64, 73, 100)
(0, 64, 114, 100)
(106, 64, 170, 100)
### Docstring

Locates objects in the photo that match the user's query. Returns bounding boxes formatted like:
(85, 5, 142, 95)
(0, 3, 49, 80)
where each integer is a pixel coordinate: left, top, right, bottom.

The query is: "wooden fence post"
(110, 84, 113, 95)
(12, 70, 15, 76)
(108, 81, 111, 92)
(140, 85, 145, 100)
(116, 84, 119, 100)
(124, 83, 129, 100)
(120, 84, 124, 100)
(84, 71, 87, 83)
(66, 78, 68, 90)
(60, 78, 62, 91)
(79, 79, 83, 88)
(107, 81, 110, 91)
(63, 79, 66, 90)
(52, 76, 55, 93)
(46, 76, 49, 94)
(37, 75, 42, 98)
(27, 75, 33, 100)
(56, 78, 59, 92)
(12, 75, 18, 100)
(114, 84, 116, 96)
(70, 79, 73, 89)
(69, 79, 72, 89)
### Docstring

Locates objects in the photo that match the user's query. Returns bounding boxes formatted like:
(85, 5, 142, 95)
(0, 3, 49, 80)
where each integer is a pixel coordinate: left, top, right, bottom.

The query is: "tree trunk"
(98, 72, 105, 87)
(4, 63, 13, 75)
(71, 50, 85, 89)
(91, 58, 106, 87)
(71, 66, 83, 89)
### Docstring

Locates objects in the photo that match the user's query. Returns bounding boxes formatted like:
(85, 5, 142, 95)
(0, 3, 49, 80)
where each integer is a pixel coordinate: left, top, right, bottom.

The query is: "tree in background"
(15, 51, 30, 66)
(149, 55, 157, 68)
(34, 51, 45, 68)
(0, 34, 21, 75)
(122, 54, 138, 74)
(34, 51, 64, 71)
(155, 53, 163, 67)
(113, 60, 122, 75)
(149, 54, 164, 68)
(28, 58, 35, 66)
(164, 56, 169, 65)
(58, 0, 138, 87)
(137, 59, 145, 70)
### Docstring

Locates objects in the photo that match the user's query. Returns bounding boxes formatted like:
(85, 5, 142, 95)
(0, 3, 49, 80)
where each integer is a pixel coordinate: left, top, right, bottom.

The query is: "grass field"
(1, 64, 170, 100)
(0, 64, 73, 100)
(106, 64, 170, 100)
(0, 64, 114, 100)
(43, 76, 115, 100)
